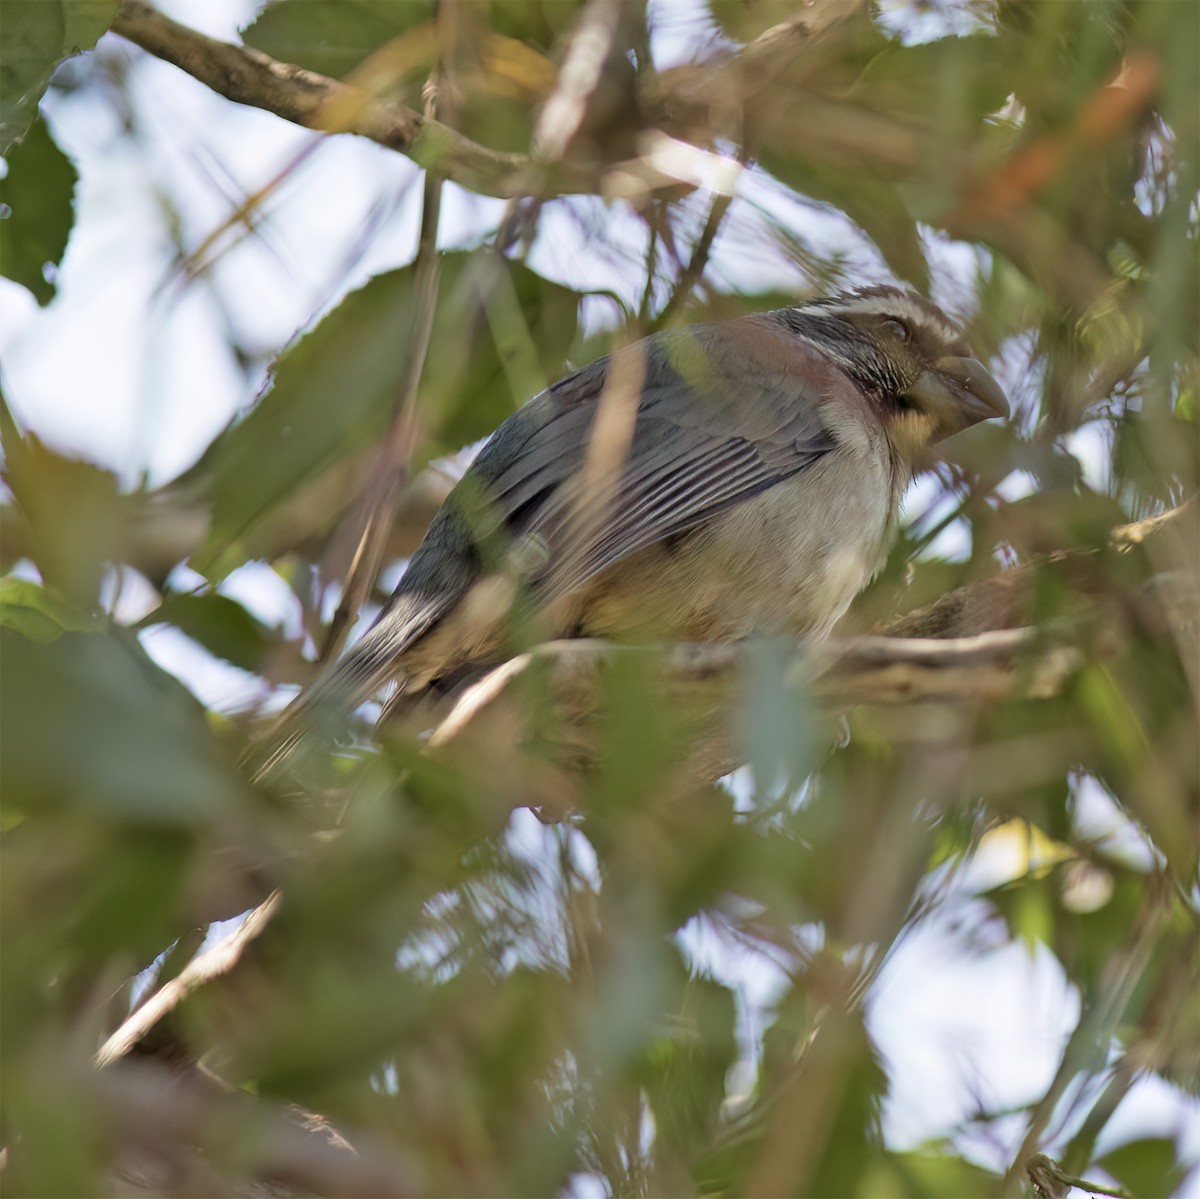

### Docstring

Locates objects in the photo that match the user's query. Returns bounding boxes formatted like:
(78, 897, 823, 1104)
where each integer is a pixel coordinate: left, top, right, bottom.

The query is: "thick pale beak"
(906, 356, 1010, 442)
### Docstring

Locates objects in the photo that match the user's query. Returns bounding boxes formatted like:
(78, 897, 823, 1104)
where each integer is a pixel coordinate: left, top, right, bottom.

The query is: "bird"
(254, 285, 1008, 775)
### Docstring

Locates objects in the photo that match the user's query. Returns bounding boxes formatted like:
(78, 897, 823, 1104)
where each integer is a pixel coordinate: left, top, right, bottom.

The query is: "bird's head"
(782, 286, 1010, 449)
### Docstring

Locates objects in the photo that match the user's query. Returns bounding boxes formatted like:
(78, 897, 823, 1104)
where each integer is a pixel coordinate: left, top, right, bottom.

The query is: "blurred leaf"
(854, 36, 1011, 140)
(760, 156, 930, 290)
(142, 591, 280, 673)
(0, 627, 247, 825)
(0, 576, 99, 641)
(241, 0, 582, 155)
(588, 649, 690, 833)
(0, 0, 116, 152)
(803, 1015, 890, 1199)
(985, 862, 1150, 991)
(0, 114, 76, 304)
(706, 0, 807, 44)
(998, 0, 1132, 132)
(856, 1148, 1003, 1198)
(1112, 412, 1200, 502)
(736, 635, 814, 799)
(1098, 1136, 1183, 1199)
(986, 871, 1056, 951)
(639, 972, 738, 1161)
(240, 0, 432, 80)
(2, 418, 126, 606)
(705, 998, 887, 1197)
(1175, 379, 1197, 424)
(486, 0, 585, 52)
(188, 253, 583, 578)
(2, 817, 194, 998)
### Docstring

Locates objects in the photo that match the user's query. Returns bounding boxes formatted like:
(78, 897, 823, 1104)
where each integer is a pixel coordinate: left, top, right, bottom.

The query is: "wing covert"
(466, 321, 837, 601)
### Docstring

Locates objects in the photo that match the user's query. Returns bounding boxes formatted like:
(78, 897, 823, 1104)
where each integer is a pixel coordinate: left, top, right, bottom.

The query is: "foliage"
(0, 0, 117, 152)
(1, 1, 1197, 1196)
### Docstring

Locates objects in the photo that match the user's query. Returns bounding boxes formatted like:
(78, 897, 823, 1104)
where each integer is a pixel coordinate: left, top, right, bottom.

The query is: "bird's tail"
(245, 622, 409, 784)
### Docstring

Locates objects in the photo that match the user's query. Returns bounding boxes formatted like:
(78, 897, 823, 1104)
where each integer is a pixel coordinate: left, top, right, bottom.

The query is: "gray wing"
(471, 321, 837, 602)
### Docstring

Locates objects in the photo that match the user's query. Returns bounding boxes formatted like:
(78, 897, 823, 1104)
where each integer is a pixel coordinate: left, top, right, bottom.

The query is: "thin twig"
(654, 190, 735, 327)
(1027, 1153, 1131, 1199)
(320, 162, 444, 663)
(1002, 873, 1173, 1193)
(531, 0, 624, 163)
(637, 221, 659, 323)
(178, 137, 326, 283)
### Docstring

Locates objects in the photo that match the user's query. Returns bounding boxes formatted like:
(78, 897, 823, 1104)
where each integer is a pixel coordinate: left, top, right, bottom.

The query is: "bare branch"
(96, 1058, 420, 1198)
(423, 626, 1091, 797)
(110, 0, 529, 197)
(879, 496, 1198, 640)
(425, 498, 1196, 791)
(97, 892, 281, 1069)
(1112, 495, 1197, 547)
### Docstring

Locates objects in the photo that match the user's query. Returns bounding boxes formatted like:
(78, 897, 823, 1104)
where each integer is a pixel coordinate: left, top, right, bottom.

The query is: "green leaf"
(241, 0, 589, 156)
(854, 35, 1011, 156)
(1176, 383, 1197, 423)
(485, 0, 585, 52)
(0, 626, 247, 825)
(639, 972, 738, 1161)
(706, 0, 810, 44)
(703, 997, 887, 1197)
(0, 114, 76, 303)
(0, 576, 99, 641)
(2, 418, 126, 606)
(855, 1148, 1003, 1198)
(588, 648, 691, 828)
(735, 635, 814, 800)
(987, 871, 1056, 951)
(0, 0, 117, 153)
(242, 0, 579, 79)
(240, 0, 432, 80)
(142, 591, 280, 673)
(1098, 1137, 1183, 1199)
(188, 253, 583, 578)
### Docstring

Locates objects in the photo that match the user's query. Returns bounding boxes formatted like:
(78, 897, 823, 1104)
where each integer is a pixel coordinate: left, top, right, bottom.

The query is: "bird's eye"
(881, 316, 912, 342)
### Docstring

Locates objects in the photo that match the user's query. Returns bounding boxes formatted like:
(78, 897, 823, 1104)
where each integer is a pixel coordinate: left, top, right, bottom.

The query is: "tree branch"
(423, 498, 1195, 795)
(653, 187, 736, 327)
(110, 0, 530, 197)
(95, 1058, 420, 1198)
(97, 892, 281, 1069)
(108, 0, 845, 203)
(423, 626, 1091, 802)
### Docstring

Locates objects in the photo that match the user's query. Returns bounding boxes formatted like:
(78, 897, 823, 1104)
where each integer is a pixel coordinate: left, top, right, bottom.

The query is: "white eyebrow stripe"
(793, 291, 962, 342)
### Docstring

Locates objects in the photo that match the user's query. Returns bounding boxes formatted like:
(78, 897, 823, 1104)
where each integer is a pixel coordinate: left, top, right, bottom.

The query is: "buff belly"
(576, 450, 905, 643)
